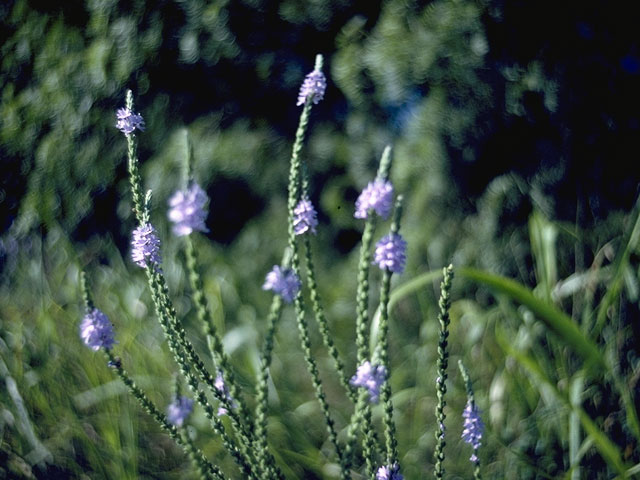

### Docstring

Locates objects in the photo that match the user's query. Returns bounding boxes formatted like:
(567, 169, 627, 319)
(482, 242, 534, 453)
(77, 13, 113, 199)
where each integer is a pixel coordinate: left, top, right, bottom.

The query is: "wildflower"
(167, 396, 194, 427)
(354, 179, 394, 219)
(131, 223, 162, 268)
(168, 182, 210, 236)
(293, 197, 318, 235)
(214, 372, 237, 416)
(462, 400, 484, 462)
(262, 266, 301, 303)
(80, 308, 117, 351)
(377, 463, 403, 480)
(116, 107, 145, 134)
(297, 69, 326, 106)
(373, 233, 407, 274)
(350, 361, 387, 404)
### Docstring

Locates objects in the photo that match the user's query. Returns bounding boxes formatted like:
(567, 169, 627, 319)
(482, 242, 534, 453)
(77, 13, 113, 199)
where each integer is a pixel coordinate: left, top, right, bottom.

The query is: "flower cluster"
(377, 463, 403, 480)
(293, 197, 318, 235)
(116, 107, 145, 134)
(168, 182, 210, 236)
(80, 308, 117, 351)
(215, 372, 237, 416)
(354, 179, 394, 219)
(462, 400, 484, 462)
(373, 233, 407, 274)
(297, 69, 327, 106)
(350, 361, 387, 404)
(167, 396, 194, 427)
(262, 266, 301, 303)
(131, 223, 162, 268)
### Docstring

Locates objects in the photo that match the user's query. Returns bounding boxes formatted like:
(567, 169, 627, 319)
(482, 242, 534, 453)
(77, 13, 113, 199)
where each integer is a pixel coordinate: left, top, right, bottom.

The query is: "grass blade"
(458, 267, 606, 373)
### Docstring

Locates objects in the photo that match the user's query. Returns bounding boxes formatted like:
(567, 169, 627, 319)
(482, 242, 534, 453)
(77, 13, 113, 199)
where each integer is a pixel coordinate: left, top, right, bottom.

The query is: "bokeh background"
(1, 0, 639, 478)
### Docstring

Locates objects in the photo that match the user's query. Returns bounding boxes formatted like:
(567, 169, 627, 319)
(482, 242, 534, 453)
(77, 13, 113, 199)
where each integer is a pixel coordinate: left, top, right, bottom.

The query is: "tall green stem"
(434, 265, 454, 479)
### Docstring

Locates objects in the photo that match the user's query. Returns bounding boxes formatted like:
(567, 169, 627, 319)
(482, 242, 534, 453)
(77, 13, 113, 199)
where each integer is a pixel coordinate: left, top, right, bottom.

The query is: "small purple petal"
(373, 233, 407, 274)
(131, 223, 162, 268)
(262, 266, 301, 303)
(350, 361, 387, 404)
(167, 396, 194, 427)
(293, 198, 318, 235)
(80, 308, 117, 351)
(462, 400, 484, 460)
(116, 107, 145, 134)
(376, 463, 403, 480)
(168, 182, 210, 236)
(354, 179, 394, 219)
(297, 69, 326, 106)
(214, 371, 237, 416)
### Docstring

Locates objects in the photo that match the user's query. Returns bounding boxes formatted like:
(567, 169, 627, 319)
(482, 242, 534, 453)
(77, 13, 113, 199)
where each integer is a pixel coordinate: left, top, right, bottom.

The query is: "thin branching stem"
(105, 347, 224, 480)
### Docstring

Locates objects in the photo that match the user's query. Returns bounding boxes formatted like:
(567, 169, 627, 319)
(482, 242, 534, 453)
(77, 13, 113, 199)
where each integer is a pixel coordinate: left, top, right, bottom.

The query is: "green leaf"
(496, 329, 629, 476)
(458, 266, 606, 373)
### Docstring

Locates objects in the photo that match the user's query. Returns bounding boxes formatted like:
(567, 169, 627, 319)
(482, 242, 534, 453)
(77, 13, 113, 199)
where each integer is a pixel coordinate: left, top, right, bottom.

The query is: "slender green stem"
(185, 236, 251, 427)
(299, 159, 356, 406)
(80, 271, 94, 313)
(284, 54, 348, 478)
(348, 219, 378, 475)
(434, 265, 454, 479)
(147, 268, 259, 478)
(303, 236, 357, 403)
(124, 91, 145, 224)
(375, 197, 403, 466)
(104, 350, 224, 480)
(254, 296, 285, 480)
(355, 219, 376, 364)
(347, 146, 395, 475)
(291, 287, 349, 478)
(362, 399, 378, 480)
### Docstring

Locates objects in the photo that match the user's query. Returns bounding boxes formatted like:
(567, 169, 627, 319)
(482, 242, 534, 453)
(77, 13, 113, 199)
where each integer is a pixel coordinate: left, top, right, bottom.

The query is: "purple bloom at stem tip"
(293, 197, 318, 235)
(168, 182, 210, 236)
(354, 179, 394, 219)
(462, 399, 484, 462)
(131, 223, 162, 268)
(116, 107, 145, 134)
(167, 396, 194, 427)
(80, 308, 117, 351)
(262, 265, 301, 303)
(214, 372, 237, 416)
(350, 361, 387, 404)
(297, 69, 326, 106)
(373, 233, 407, 274)
(376, 463, 403, 480)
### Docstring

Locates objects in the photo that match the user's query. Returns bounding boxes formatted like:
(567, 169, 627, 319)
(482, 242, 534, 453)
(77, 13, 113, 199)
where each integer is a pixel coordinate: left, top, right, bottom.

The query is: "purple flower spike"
(168, 182, 210, 236)
(262, 265, 301, 303)
(131, 223, 162, 268)
(373, 233, 407, 274)
(350, 361, 387, 404)
(116, 107, 145, 134)
(354, 179, 394, 219)
(376, 463, 403, 480)
(80, 308, 117, 351)
(462, 400, 484, 461)
(167, 396, 194, 427)
(297, 69, 326, 106)
(293, 197, 318, 235)
(214, 372, 237, 416)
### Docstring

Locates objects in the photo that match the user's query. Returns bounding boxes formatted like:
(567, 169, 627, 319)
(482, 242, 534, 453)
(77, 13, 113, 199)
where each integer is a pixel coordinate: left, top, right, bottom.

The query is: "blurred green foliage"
(1, 0, 639, 478)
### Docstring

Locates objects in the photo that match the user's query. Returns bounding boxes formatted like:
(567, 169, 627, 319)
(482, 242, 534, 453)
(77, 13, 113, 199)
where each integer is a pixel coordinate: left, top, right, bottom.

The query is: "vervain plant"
(77, 53, 638, 479)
